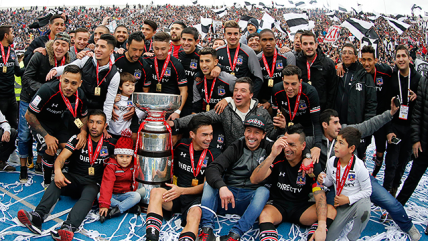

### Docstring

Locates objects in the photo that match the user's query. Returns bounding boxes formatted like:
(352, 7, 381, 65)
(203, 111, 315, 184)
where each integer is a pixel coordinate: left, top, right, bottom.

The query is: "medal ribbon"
(306, 54, 317, 81)
(189, 142, 208, 178)
(262, 49, 277, 79)
(96, 59, 113, 87)
(203, 77, 216, 109)
(0, 43, 11, 69)
(55, 56, 66, 67)
(226, 44, 240, 72)
(59, 82, 79, 118)
(87, 134, 104, 167)
(286, 83, 302, 123)
(154, 54, 171, 84)
(336, 155, 354, 196)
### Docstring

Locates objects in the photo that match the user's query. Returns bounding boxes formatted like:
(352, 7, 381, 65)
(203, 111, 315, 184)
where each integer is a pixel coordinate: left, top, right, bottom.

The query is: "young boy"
(318, 127, 372, 241)
(109, 72, 146, 139)
(98, 130, 142, 223)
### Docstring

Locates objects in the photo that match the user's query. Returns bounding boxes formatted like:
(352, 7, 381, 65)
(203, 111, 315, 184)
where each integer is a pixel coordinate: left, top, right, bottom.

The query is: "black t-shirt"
(271, 82, 321, 137)
(269, 154, 316, 203)
(193, 72, 235, 112)
(257, 51, 288, 102)
(372, 63, 392, 114)
(144, 56, 187, 94)
(65, 135, 117, 183)
(217, 45, 250, 78)
(178, 46, 201, 109)
(114, 53, 153, 92)
(28, 81, 88, 127)
(173, 138, 214, 188)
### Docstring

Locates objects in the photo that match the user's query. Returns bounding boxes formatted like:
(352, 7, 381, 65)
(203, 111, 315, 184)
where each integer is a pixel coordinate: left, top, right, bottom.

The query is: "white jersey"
(108, 95, 146, 136)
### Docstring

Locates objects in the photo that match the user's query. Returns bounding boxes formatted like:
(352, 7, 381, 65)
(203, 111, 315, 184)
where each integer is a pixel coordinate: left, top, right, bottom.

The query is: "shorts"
(373, 126, 387, 153)
(34, 122, 76, 153)
(266, 199, 314, 225)
(171, 195, 202, 226)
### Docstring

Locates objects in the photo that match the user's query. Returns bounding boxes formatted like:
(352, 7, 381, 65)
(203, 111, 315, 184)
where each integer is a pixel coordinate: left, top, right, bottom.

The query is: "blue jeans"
(97, 191, 141, 213)
(325, 176, 412, 232)
(369, 175, 412, 232)
(17, 101, 32, 158)
(200, 183, 270, 237)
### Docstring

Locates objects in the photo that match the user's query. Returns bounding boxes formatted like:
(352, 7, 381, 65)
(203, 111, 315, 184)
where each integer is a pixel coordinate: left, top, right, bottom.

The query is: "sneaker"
(27, 157, 34, 169)
(380, 213, 391, 222)
(408, 224, 421, 241)
(199, 227, 216, 241)
(19, 168, 28, 183)
(17, 209, 42, 234)
(34, 162, 43, 174)
(220, 232, 240, 241)
(51, 225, 74, 241)
(0, 161, 16, 171)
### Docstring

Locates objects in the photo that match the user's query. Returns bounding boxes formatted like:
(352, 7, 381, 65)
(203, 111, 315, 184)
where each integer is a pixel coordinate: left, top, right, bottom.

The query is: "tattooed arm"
(25, 110, 48, 137)
(54, 148, 74, 189)
(250, 136, 288, 184)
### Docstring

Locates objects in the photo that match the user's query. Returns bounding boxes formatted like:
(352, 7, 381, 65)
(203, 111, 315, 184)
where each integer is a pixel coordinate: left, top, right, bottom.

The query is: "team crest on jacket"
(127, 101, 133, 107)
(100, 149, 108, 157)
(376, 77, 383, 86)
(276, 61, 283, 70)
(348, 173, 356, 181)
(356, 83, 362, 91)
(217, 134, 224, 144)
(299, 100, 307, 110)
(134, 70, 142, 80)
(202, 156, 209, 167)
(164, 68, 171, 77)
(218, 85, 225, 96)
(237, 56, 243, 65)
(190, 60, 198, 69)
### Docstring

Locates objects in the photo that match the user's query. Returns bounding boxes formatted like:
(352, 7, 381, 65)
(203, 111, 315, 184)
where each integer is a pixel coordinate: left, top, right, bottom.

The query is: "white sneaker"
(408, 224, 421, 241)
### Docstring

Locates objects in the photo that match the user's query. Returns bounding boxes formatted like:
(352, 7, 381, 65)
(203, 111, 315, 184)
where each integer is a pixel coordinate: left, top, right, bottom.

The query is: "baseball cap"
(244, 115, 266, 131)
(54, 32, 71, 45)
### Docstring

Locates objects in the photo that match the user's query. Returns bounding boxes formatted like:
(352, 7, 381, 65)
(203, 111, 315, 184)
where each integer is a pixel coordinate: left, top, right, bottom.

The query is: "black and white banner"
(338, 4, 347, 12)
(283, 13, 314, 40)
(341, 18, 374, 40)
(384, 17, 410, 35)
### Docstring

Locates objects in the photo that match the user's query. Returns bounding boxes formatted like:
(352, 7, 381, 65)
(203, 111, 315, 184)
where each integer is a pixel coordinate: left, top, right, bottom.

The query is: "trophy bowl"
(132, 92, 182, 112)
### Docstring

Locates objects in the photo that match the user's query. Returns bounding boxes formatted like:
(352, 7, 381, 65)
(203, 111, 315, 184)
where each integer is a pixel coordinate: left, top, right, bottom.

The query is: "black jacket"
(24, 35, 49, 66)
(206, 137, 273, 190)
(411, 76, 428, 148)
(296, 49, 338, 110)
(21, 41, 70, 103)
(335, 63, 377, 125)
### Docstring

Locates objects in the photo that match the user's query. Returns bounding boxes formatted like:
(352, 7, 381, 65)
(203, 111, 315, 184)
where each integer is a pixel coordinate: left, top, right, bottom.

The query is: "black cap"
(244, 115, 266, 131)
(247, 18, 259, 29)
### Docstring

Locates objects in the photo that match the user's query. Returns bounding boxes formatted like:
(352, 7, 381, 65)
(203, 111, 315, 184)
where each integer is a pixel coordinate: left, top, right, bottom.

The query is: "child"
(318, 127, 372, 241)
(98, 130, 142, 223)
(109, 72, 146, 139)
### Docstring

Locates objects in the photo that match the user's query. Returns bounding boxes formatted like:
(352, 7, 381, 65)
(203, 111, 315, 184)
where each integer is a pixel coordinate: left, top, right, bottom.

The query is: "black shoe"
(20, 167, 28, 183)
(128, 205, 141, 215)
(51, 224, 74, 241)
(220, 232, 240, 241)
(199, 227, 216, 241)
(100, 206, 121, 223)
(17, 209, 42, 234)
(34, 162, 43, 174)
(99, 215, 107, 224)
(0, 161, 16, 171)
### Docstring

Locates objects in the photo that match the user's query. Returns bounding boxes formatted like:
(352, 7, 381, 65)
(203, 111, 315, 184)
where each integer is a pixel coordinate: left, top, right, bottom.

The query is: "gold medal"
(156, 83, 162, 92)
(230, 72, 235, 76)
(268, 78, 274, 87)
(173, 175, 178, 185)
(206, 104, 210, 112)
(74, 118, 83, 128)
(2, 66, 6, 73)
(191, 178, 199, 187)
(88, 166, 95, 175)
(288, 122, 294, 127)
(308, 81, 312, 85)
(94, 86, 101, 96)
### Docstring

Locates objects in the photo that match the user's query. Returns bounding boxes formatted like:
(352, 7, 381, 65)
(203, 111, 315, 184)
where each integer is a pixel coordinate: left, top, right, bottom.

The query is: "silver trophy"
(133, 92, 182, 206)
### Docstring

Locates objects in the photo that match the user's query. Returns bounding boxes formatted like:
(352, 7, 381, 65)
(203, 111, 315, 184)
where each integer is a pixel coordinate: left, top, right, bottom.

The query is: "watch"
(305, 153, 312, 159)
